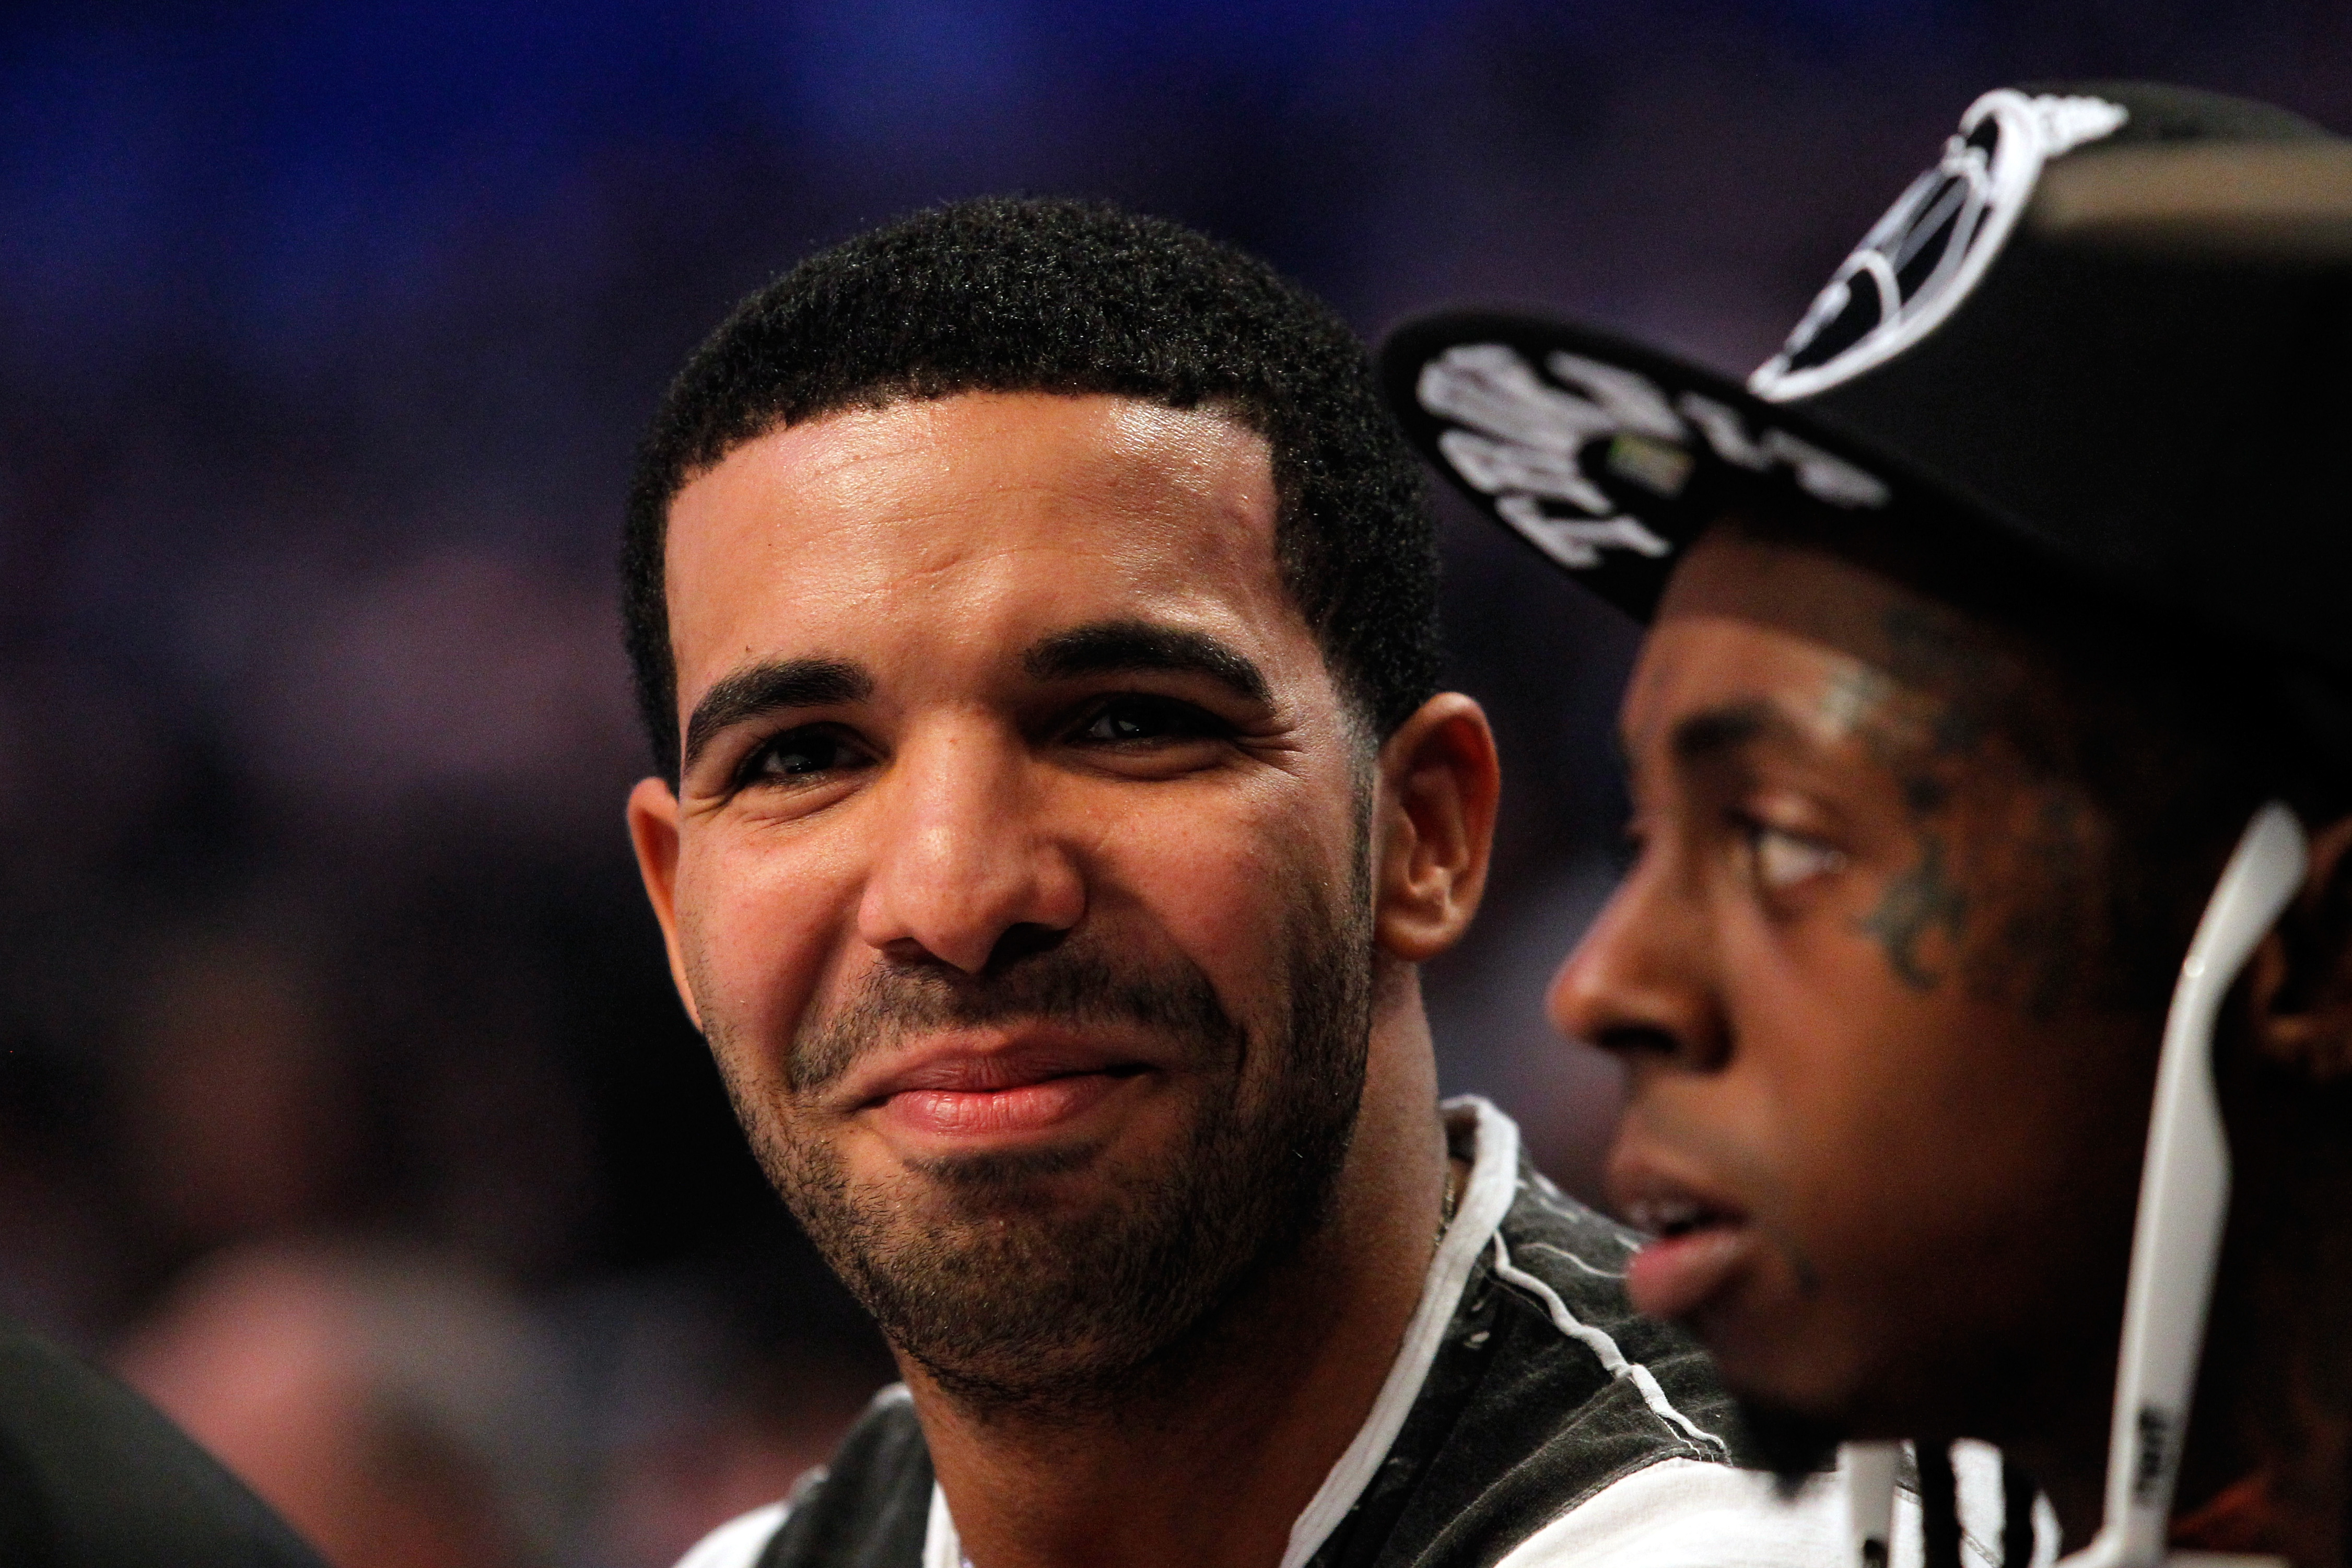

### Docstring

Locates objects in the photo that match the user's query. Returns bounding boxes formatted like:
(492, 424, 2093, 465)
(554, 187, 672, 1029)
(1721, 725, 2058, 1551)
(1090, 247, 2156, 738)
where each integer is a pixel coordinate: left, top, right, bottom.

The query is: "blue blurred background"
(0, 4, 2343, 1564)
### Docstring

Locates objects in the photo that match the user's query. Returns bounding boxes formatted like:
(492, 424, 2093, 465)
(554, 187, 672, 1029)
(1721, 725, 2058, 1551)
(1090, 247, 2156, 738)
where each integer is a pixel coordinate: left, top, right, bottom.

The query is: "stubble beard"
(699, 875, 1375, 1421)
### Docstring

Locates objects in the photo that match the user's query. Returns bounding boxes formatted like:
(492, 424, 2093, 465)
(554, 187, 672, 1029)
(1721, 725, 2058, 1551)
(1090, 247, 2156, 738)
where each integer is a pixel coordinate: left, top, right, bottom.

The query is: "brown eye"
(1075, 696, 1226, 746)
(746, 727, 872, 783)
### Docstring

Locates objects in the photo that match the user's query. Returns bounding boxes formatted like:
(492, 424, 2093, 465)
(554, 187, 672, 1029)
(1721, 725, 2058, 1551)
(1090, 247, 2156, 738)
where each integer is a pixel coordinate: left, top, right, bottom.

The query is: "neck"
(906, 987, 1452, 1568)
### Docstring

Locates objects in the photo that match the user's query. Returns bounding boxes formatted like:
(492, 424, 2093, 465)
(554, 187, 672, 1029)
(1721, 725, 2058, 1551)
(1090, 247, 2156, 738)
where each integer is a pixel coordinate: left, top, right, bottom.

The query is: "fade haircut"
(622, 197, 1439, 782)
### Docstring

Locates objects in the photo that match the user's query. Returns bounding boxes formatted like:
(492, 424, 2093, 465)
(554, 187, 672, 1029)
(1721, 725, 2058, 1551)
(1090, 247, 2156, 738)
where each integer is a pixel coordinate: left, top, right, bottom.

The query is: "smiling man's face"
(1551, 525, 2170, 1450)
(627, 391, 1382, 1408)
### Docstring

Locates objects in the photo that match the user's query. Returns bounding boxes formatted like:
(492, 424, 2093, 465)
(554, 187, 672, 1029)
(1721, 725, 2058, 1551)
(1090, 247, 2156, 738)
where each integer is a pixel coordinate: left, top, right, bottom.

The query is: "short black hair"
(622, 197, 1439, 782)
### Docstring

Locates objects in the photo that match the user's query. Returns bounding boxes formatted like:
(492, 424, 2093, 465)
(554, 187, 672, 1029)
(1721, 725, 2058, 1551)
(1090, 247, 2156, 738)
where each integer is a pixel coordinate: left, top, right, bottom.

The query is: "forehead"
(663, 392, 1289, 698)
(1624, 529, 1959, 758)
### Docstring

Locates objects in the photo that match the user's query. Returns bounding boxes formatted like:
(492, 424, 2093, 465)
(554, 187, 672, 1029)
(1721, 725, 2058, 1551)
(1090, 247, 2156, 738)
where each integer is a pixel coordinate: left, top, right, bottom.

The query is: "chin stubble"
(701, 872, 1375, 1420)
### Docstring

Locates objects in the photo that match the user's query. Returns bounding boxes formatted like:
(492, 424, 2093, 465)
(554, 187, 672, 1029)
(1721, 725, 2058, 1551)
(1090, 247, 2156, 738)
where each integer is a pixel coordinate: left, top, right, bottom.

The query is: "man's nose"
(1547, 862, 1728, 1073)
(854, 728, 1085, 976)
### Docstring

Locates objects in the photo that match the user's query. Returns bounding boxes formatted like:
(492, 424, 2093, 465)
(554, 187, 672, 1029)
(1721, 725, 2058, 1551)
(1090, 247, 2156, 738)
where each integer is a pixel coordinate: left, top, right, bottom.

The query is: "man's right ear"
(2242, 812, 2352, 1084)
(626, 777, 704, 1034)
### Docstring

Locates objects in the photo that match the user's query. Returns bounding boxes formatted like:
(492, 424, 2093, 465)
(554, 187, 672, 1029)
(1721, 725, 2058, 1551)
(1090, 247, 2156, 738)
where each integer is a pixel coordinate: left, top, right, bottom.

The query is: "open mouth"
(1624, 1197, 1733, 1240)
(1619, 1192, 1754, 1321)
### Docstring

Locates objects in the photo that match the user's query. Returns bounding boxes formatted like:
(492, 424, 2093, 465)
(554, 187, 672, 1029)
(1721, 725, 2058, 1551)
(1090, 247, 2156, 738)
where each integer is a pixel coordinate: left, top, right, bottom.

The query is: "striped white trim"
(922, 1480, 959, 1568)
(1490, 1233, 1728, 1456)
(668, 1385, 913, 1568)
(673, 1502, 789, 1568)
(928, 1100, 1523, 1568)
(839, 1103, 1525, 1568)
(1273, 1096, 1522, 1568)
(1517, 1239, 1630, 1280)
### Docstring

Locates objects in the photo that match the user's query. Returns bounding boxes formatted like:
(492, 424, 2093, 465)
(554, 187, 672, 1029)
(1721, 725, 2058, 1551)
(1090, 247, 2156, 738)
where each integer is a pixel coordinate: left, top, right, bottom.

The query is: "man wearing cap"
(1385, 83, 2352, 1567)
(625, 197, 1871, 1568)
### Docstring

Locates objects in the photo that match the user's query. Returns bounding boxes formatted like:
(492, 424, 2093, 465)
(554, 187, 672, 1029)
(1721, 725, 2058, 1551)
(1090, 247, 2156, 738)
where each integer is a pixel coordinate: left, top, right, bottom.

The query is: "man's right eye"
(742, 727, 872, 785)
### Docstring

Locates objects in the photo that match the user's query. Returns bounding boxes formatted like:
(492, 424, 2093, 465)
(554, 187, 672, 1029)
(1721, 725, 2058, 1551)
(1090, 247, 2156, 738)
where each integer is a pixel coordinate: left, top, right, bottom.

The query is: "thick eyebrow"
(682, 658, 873, 773)
(1668, 700, 1798, 767)
(1023, 619, 1271, 707)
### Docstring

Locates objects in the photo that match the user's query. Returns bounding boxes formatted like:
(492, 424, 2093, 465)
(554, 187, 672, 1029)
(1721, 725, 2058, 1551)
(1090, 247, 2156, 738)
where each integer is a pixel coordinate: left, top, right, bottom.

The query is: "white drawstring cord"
(1846, 803, 2306, 1568)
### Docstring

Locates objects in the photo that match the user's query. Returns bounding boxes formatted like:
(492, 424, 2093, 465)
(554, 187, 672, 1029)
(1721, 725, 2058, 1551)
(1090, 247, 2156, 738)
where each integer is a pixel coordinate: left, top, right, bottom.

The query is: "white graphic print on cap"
(1418, 343, 1888, 571)
(1750, 89, 2128, 403)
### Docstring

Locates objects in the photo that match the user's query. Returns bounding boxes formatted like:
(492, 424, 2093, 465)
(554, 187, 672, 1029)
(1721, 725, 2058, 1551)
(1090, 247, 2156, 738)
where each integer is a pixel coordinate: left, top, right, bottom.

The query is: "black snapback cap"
(1381, 83, 2352, 681)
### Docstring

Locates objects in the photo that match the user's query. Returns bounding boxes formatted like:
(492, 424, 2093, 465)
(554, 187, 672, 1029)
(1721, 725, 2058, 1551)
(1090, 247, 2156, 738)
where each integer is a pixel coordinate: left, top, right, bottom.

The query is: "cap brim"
(1379, 309, 1935, 622)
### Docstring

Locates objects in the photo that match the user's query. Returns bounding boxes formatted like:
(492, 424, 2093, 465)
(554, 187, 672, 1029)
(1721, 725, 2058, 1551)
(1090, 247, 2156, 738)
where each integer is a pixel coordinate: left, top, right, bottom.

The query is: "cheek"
(673, 822, 863, 1060)
(1089, 775, 1357, 1013)
(1717, 926, 2010, 1245)
(1731, 946, 2136, 1294)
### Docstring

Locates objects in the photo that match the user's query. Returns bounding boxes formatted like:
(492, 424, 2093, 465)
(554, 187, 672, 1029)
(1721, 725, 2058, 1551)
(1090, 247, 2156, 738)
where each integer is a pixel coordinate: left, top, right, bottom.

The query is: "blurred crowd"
(0, 2, 2344, 1563)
